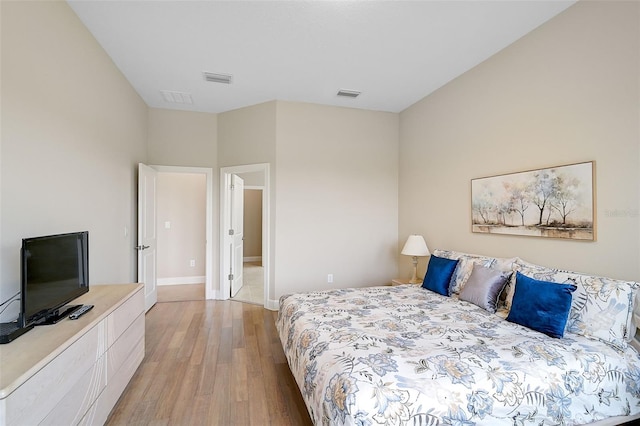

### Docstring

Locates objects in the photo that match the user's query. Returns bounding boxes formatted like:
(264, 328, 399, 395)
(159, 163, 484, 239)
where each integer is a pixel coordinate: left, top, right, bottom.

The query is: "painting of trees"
(551, 174, 581, 225)
(471, 162, 594, 240)
(531, 170, 557, 226)
(504, 181, 530, 226)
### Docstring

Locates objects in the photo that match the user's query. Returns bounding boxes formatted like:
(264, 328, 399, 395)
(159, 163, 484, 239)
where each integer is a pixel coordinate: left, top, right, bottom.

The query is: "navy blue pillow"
(506, 272, 576, 338)
(422, 255, 459, 296)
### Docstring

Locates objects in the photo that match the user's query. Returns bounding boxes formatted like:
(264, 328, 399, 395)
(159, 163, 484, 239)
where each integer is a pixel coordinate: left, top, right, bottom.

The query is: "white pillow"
(511, 260, 638, 350)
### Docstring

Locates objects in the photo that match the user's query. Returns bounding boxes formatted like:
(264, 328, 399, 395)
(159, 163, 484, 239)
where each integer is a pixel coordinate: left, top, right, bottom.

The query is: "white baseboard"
(157, 276, 205, 286)
(266, 298, 279, 311)
(243, 256, 262, 263)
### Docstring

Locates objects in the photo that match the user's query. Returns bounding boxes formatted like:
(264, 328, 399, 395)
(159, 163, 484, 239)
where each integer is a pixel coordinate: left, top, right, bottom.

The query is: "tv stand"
(0, 284, 144, 425)
(34, 304, 82, 326)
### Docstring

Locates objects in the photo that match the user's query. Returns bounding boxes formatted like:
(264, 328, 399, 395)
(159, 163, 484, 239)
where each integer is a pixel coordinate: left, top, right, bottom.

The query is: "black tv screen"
(21, 231, 89, 326)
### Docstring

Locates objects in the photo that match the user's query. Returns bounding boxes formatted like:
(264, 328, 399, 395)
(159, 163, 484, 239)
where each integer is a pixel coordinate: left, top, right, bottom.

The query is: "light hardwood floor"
(157, 283, 205, 303)
(105, 300, 312, 425)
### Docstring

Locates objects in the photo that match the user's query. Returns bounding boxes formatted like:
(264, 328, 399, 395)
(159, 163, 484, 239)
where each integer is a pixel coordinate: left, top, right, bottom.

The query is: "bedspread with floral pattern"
(276, 285, 640, 426)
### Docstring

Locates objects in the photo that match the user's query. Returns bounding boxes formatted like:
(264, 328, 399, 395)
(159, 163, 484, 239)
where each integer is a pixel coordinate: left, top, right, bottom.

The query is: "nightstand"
(391, 278, 422, 286)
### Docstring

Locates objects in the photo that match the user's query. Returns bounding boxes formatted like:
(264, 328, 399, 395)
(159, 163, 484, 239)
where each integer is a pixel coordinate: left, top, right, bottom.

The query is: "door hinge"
(228, 274, 234, 281)
(228, 229, 234, 235)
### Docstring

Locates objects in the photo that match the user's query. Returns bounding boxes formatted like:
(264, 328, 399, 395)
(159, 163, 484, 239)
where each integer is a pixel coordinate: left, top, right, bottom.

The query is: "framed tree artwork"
(471, 161, 595, 240)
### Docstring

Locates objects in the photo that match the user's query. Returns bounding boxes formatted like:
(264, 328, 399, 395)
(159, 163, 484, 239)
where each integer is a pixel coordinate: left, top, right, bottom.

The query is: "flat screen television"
(20, 231, 89, 326)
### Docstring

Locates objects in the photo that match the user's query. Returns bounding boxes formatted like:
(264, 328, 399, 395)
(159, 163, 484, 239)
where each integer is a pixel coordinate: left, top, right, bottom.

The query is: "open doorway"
(220, 164, 270, 307)
(152, 166, 214, 302)
(231, 186, 263, 305)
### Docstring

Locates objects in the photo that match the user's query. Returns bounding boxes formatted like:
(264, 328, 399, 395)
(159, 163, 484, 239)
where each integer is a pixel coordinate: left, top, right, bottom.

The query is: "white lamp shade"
(401, 235, 430, 257)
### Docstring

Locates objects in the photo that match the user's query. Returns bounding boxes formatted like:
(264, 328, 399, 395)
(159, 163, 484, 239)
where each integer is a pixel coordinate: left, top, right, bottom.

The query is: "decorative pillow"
(506, 272, 576, 338)
(422, 255, 459, 296)
(432, 249, 496, 295)
(501, 260, 543, 310)
(633, 292, 640, 337)
(492, 257, 519, 272)
(509, 260, 639, 350)
(459, 264, 511, 313)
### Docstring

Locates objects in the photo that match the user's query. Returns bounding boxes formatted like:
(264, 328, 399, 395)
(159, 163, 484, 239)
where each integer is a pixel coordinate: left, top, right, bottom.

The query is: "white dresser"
(0, 284, 144, 425)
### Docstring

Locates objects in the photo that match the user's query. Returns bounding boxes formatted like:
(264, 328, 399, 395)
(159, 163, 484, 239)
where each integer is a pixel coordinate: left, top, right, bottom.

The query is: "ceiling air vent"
(337, 89, 361, 98)
(160, 90, 193, 104)
(203, 72, 233, 84)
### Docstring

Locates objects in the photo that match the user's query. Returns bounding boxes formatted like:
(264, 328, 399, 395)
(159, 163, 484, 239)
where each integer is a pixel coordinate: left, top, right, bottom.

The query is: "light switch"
(164, 221, 171, 229)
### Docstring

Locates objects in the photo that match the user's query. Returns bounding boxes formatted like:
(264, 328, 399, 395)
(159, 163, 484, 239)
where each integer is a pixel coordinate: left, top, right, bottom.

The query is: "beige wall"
(218, 102, 277, 299)
(275, 101, 399, 296)
(399, 1, 640, 281)
(219, 101, 399, 302)
(243, 189, 262, 259)
(218, 102, 277, 168)
(156, 173, 206, 281)
(147, 108, 217, 168)
(0, 0, 148, 322)
(147, 108, 218, 287)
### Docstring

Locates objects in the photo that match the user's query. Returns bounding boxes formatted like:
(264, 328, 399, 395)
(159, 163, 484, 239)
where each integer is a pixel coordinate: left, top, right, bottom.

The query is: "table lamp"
(401, 235, 430, 284)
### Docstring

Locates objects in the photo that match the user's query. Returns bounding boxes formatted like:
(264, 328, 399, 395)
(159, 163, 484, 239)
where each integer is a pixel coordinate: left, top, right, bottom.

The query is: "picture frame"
(471, 161, 595, 240)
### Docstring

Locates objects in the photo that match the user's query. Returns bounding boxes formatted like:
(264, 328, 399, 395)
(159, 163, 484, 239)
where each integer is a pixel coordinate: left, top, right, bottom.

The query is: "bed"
(276, 250, 640, 426)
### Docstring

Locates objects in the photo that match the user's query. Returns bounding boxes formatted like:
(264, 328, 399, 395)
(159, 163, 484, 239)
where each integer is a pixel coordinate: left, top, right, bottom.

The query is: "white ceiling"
(67, 1, 576, 114)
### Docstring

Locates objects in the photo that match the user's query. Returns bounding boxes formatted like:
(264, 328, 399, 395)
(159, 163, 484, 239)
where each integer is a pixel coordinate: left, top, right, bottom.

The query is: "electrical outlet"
(190, 259, 196, 267)
(327, 274, 333, 283)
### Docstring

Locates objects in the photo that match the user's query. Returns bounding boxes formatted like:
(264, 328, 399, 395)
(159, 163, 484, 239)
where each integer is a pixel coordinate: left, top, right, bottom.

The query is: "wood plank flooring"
(105, 300, 313, 426)
(157, 284, 205, 303)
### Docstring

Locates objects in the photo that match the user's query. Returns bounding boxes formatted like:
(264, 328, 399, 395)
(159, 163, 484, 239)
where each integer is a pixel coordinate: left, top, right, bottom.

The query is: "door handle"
(135, 245, 150, 251)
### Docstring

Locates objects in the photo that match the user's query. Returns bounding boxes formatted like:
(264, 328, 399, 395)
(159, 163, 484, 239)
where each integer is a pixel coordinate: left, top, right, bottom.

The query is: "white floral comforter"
(276, 285, 640, 426)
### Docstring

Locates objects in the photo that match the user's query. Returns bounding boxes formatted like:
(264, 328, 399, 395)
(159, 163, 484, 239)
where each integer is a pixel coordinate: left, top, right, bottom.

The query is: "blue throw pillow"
(422, 255, 459, 296)
(506, 272, 576, 338)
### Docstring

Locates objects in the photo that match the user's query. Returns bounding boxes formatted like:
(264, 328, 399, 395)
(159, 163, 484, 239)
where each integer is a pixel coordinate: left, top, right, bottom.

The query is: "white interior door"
(137, 163, 158, 312)
(230, 174, 244, 297)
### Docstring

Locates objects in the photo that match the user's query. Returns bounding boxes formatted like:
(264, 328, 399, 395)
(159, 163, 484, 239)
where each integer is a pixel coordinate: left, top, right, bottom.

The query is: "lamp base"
(408, 257, 421, 284)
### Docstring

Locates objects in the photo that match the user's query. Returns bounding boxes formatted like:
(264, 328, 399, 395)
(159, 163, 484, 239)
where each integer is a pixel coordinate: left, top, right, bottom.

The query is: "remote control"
(69, 305, 94, 320)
